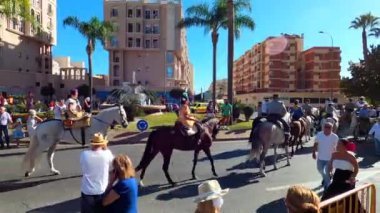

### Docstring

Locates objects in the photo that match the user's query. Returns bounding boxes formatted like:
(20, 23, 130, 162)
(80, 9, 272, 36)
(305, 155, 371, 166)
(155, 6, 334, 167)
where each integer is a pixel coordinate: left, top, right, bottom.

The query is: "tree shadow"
(26, 197, 80, 213)
(156, 172, 259, 201)
(0, 175, 81, 193)
(256, 198, 286, 213)
(138, 178, 199, 197)
(109, 132, 150, 145)
(199, 149, 249, 162)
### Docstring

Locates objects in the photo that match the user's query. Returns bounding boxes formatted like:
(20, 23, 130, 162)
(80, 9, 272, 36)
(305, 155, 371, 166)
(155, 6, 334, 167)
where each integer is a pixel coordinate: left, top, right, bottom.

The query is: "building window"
(128, 23, 133, 32)
(45, 58, 49, 69)
(47, 18, 52, 30)
(113, 80, 120, 86)
(153, 39, 159, 48)
(113, 52, 119, 62)
(166, 51, 174, 63)
(144, 10, 151, 19)
(136, 23, 141, 33)
(48, 4, 53, 15)
(111, 8, 118, 17)
(152, 25, 160, 34)
(127, 37, 133, 47)
(127, 9, 133, 18)
(110, 36, 119, 47)
(153, 10, 159, 19)
(113, 65, 119, 77)
(144, 24, 151, 34)
(166, 66, 174, 78)
(36, 14, 41, 23)
(36, 82, 40, 87)
(136, 9, 142, 18)
(12, 18, 18, 30)
(145, 40, 151, 48)
(136, 38, 141, 47)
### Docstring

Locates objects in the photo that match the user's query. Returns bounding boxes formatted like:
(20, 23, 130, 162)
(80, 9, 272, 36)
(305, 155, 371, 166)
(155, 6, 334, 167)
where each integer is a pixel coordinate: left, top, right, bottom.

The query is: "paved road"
(0, 139, 379, 213)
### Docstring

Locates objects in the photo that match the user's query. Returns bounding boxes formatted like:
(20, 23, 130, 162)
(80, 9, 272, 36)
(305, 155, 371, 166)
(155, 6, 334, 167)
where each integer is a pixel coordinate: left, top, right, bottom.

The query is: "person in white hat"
(312, 121, 339, 191)
(194, 180, 229, 213)
(80, 133, 114, 213)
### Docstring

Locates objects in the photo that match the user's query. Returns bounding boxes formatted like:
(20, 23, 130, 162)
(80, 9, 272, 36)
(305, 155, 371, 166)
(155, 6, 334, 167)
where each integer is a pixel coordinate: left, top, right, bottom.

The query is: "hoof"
(213, 172, 218, 177)
(24, 172, 31, 177)
(286, 163, 290, 166)
(170, 182, 177, 187)
(260, 172, 267, 177)
(274, 167, 278, 170)
(191, 175, 198, 180)
(51, 170, 61, 175)
(139, 180, 145, 187)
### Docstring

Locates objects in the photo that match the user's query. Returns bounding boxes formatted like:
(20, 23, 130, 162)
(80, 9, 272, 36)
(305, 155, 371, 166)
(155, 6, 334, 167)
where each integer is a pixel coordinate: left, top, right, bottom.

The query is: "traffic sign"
(137, 119, 149, 132)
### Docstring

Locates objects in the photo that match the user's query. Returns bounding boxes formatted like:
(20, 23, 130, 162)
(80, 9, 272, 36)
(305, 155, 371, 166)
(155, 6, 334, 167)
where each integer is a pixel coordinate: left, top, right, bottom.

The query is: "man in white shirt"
(80, 133, 114, 213)
(369, 118, 380, 156)
(0, 106, 13, 148)
(312, 121, 339, 190)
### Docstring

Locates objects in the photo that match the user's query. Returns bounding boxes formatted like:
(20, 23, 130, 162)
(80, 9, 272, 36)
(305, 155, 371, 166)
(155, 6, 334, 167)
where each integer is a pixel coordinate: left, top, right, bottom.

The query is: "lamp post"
(318, 31, 334, 101)
(227, 0, 234, 104)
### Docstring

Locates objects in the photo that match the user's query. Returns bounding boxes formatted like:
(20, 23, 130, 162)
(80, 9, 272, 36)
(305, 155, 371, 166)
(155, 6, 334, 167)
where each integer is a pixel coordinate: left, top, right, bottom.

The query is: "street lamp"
(318, 31, 334, 101)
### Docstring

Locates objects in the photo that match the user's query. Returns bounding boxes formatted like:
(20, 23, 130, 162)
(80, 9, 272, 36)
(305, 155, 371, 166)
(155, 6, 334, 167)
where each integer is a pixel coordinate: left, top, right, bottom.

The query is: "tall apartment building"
(104, 0, 194, 94)
(0, 0, 57, 96)
(233, 34, 341, 96)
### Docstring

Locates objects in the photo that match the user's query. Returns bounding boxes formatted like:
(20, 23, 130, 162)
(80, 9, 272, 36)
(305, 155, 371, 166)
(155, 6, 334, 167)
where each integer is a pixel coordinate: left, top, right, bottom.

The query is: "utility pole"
(227, 0, 234, 104)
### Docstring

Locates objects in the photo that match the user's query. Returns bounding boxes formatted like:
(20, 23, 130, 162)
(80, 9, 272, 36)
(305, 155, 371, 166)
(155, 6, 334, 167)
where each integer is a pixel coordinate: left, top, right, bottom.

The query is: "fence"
(320, 183, 376, 213)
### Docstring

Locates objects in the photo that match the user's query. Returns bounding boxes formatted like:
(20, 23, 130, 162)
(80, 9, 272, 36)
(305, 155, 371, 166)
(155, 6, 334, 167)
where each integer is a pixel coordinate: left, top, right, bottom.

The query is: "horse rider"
(176, 96, 203, 140)
(266, 94, 291, 142)
(290, 100, 304, 122)
(65, 89, 90, 122)
(356, 96, 367, 109)
(358, 104, 370, 121)
(325, 102, 338, 120)
(345, 98, 356, 114)
(262, 98, 269, 117)
(302, 99, 315, 119)
(257, 101, 263, 117)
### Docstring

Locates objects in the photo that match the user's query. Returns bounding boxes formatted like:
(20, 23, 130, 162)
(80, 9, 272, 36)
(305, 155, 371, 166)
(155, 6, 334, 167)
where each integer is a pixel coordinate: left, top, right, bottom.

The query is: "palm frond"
(186, 3, 210, 18)
(234, 15, 255, 39)
(177, 17, 208, 28)
(63, 16, 81, 29)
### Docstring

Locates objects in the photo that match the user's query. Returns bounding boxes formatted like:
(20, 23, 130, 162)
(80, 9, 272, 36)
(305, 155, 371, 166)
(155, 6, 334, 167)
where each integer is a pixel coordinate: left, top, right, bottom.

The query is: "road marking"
(266, 170, 380, 192)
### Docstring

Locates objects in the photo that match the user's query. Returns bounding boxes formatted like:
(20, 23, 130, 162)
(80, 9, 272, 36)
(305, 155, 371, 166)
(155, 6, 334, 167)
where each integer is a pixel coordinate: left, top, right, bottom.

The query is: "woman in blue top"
(103, 154, 138, 213)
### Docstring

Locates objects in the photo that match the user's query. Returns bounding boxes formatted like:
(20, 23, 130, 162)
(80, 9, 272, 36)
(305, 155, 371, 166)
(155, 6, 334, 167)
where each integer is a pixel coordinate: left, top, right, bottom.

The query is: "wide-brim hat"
(193, 180, 229, 203)
(90, 133, 108, 145)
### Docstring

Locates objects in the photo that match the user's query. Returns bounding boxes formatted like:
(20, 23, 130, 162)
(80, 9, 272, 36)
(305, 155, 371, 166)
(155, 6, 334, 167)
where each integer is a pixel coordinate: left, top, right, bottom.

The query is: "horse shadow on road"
(199, 149, 250, 162)
(0, 175, 81, 193)
(155, 172, 259, 201)
(26, 198, 80, 213)
(226, 152, 290, 172)
(355, 141, 379, 168)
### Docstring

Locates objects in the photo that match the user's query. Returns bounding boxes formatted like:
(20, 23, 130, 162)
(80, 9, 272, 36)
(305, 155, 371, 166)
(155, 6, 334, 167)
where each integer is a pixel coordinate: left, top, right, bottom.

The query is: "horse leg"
(203, 147, 218, 177)
(259, 149, 267, 177)
(162, 151, 175, 186)
(284, 143, 290, 166)
(138, 150, 159, 187)
(47, 142, 60, 175)
(191, 149, 200, 180)
(273, 145, 278, 170)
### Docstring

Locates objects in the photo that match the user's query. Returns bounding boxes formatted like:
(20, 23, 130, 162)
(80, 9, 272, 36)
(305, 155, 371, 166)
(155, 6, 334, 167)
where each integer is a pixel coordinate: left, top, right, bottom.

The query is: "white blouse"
(332, 159, 354, 171)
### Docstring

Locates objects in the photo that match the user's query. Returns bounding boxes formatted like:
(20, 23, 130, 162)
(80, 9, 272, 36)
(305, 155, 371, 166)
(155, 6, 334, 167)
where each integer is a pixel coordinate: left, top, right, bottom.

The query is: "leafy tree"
(178, 0, 255, 109)
(0, 0, 31, 20)
(143, 90, 157, 104)
(342, 45, 380, 103)
(169, 88, 185, 100)
(77, 84, 95, 98)
(40, 84, 55, 102)
(63, 16, 114, 111)
(350, 13, 379, 62)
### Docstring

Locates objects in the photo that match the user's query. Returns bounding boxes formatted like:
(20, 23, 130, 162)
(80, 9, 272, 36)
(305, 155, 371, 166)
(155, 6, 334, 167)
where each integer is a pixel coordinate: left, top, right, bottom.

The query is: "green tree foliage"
(342, 45, 380, 103)
(169, 88, 185, 100)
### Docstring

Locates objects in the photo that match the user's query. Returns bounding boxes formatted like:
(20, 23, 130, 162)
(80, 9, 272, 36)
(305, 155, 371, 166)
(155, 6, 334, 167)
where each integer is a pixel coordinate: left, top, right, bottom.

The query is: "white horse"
(248, 113, 291, 176)
(22, 105, 128, 177)
(304, 116, 314, 142)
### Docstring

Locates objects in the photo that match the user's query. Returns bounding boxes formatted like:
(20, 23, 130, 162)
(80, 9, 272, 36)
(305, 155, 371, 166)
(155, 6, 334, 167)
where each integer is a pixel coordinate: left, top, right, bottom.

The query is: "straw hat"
(90, 133, 108, 145)
(193, 180, 229, 203)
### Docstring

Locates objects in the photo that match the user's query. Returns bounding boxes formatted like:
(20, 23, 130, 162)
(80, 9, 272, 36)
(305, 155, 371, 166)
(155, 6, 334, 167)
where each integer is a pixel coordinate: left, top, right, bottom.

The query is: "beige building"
(104, 0, 194, 95)
(0, 0, 57, 97)
(233, 34, 342, 106)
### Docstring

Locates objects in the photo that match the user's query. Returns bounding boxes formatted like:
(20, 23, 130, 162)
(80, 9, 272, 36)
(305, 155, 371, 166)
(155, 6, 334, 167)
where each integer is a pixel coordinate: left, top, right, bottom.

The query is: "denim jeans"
(317, 159, 331, 190)
(374, 139, 380, 156)
(81, 193, 104, 213)
(0, 125, 9, 147)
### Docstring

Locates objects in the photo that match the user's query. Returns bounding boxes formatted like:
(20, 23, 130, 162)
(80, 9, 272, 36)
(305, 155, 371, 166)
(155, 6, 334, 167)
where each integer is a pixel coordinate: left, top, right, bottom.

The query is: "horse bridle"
(93, 105, 127, 127)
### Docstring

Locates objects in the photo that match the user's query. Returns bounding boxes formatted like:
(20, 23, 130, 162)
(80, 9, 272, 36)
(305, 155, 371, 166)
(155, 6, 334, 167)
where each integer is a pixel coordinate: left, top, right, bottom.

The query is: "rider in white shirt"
(356, 96, 367, 109)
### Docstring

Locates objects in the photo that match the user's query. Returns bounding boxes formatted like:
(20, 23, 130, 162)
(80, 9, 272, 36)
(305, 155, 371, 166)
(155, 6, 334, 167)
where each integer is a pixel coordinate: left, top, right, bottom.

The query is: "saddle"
(64, 111, 91, 129)
(174, 121, 204, 145)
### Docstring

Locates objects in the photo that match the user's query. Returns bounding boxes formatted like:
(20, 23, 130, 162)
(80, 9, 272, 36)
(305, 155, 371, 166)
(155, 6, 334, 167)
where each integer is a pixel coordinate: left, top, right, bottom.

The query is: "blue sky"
(53, 0, 380, 93)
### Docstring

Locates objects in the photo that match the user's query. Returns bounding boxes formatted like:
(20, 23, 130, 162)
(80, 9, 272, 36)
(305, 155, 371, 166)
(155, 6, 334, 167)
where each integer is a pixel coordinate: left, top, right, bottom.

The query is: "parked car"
(190, 102, 208, 114)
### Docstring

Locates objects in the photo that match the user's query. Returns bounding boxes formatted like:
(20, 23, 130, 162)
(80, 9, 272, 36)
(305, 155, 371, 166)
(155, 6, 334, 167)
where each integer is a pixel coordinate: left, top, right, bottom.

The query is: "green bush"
(35, 102, 48, 112)
(243, 106, 254, 121)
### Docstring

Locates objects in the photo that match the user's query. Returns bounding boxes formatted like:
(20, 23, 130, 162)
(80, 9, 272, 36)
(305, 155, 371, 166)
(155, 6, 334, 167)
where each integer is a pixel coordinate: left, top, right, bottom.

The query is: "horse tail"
(136, 130, 157, 172)
(22, 134, 41, 171)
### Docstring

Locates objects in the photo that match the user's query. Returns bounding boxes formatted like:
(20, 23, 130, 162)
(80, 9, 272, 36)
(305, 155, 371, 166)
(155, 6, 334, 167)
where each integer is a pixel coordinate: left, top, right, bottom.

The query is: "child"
(27, 109, 43, 138)
(13, 118, 24, 147)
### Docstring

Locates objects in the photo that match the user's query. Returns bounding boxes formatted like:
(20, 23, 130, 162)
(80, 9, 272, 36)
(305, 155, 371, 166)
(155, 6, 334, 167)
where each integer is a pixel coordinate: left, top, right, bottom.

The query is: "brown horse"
(289, 118, 306, 156)
(135, 118, 220, 186)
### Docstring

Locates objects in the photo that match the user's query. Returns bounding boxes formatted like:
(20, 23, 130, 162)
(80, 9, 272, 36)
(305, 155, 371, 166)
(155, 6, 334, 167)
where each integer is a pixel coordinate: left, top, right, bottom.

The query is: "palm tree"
(350, 13, 379, 61)
(178, 0, 254, 109)
(370, 27, 380, 38)
(63, 16, 114, 112)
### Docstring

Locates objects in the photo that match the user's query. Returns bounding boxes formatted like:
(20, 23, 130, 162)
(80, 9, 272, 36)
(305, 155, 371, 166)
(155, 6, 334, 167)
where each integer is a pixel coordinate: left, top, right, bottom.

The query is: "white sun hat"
(193, 180, 229, 203)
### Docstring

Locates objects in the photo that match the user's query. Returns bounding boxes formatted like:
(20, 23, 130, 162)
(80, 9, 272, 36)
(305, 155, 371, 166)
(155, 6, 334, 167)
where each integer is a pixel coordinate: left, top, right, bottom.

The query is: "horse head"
(118, 104, 129, 128)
